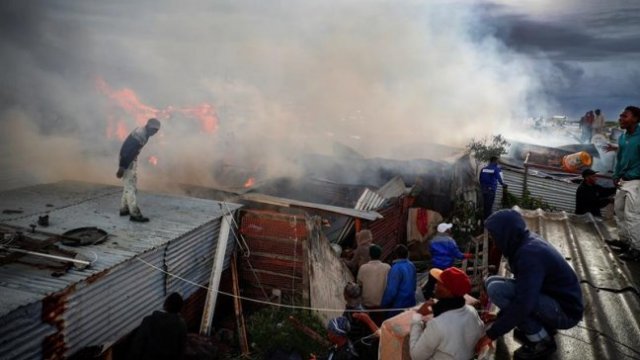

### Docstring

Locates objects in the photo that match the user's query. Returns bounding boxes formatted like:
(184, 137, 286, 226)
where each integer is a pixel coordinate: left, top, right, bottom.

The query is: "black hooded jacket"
(484, 210, 584, 339)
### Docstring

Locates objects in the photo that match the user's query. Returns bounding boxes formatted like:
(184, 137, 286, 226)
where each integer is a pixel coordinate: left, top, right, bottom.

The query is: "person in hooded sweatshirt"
(477, 210, 584, 360)
(117, 118, 161, 223)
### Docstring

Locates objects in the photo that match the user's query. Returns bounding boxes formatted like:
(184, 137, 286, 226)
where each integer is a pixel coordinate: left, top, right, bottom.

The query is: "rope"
(135, 256, 418, 314)
(218, 202, 269, 300)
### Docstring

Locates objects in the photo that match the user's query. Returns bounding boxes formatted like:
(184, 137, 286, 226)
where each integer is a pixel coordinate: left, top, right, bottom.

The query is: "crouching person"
(409, 267, 483, 360)
(479, 210, 584, 359)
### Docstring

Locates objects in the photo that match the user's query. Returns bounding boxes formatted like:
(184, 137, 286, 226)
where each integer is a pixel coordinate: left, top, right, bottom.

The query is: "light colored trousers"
(614, 179, 640, 250)
(120, 160, 142, 216)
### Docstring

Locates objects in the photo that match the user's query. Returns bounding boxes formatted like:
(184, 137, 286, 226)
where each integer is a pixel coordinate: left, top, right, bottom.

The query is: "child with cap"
(422, 223, 472, 299)
(409, 267, 484, 360)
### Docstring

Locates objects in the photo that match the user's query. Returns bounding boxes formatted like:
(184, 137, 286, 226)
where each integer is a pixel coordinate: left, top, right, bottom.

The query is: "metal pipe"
(523, 152, 531, 198)
(0, 245, 90, 266)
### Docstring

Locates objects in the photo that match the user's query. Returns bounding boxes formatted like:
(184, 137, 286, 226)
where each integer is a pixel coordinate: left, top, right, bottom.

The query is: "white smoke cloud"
(0, 0, 554, 190)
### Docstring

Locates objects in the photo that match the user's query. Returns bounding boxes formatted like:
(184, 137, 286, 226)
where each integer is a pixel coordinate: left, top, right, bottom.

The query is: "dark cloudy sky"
(477, 0, 640, 119)
(0, 0, 638, 189)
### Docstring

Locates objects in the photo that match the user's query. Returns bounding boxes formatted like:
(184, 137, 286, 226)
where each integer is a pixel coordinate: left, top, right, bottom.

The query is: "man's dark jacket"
(484, 210, 584, 339)
(129, 310, 187, 360)
(575, 181, 616, 217)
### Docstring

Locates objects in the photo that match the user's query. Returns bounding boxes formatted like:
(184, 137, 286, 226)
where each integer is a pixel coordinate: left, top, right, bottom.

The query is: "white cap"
(437, 223, 453, 233)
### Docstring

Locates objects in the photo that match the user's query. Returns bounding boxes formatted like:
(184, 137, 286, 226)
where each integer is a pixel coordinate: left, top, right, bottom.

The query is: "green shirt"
(614, 128, 640, 180)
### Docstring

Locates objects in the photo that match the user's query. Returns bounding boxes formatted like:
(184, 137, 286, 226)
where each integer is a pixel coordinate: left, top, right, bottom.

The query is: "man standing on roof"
(117, 118, 161, 223)
(479, 156, 507, 220)
(380, 244, 417, 319)
(409, 267, 484, 360)
(575, 168, 616, 217)
(421, 223, 472, 299)
(477, 210, 584, 360)
(610, 106, 640, 262)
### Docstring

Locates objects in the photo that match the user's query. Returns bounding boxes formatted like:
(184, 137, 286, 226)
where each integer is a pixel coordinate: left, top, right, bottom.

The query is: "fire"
(96, 77, 219, 138)
(176, 103, 218, 133)
(148, 156, 158, 166)
(243, 177, 256, 188)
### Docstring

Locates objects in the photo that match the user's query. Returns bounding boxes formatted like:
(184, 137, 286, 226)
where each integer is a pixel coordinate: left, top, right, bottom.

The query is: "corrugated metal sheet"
(495, 168, 579, 213)
(239, 210, 308, 299)
(336, 188, 387, 244)
(367, 197, 412, 261)
(241, 193, 382, 220)
(0, 181, 241, 358)
(0, 302, 54, 359)
(493, 208, 640, 360)
(377, 176, 407, 199)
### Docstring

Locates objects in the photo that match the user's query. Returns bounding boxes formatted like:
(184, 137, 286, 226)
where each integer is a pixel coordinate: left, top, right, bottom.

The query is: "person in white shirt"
(409, 267, 484, 360)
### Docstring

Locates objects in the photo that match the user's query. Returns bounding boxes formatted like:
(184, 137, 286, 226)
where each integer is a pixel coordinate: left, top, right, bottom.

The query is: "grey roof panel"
(0, 181, 242, 358)
(500, 209, 640, 360)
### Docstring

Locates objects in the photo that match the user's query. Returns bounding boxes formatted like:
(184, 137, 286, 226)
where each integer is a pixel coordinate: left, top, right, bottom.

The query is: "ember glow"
(148, 156, 158, 166)
(243, 177, 256, 188)
(96, 77, 219, 138)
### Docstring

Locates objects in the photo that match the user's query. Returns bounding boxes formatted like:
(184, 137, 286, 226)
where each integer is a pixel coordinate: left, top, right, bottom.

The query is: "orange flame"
(148, 156, 158, 166)
(96, 77, 219, 137)
(243, 177, 256, 188)
(175, 103, 218, 133)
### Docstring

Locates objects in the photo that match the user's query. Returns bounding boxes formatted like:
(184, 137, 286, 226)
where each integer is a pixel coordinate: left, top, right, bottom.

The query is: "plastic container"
(562, 151, 593, 172)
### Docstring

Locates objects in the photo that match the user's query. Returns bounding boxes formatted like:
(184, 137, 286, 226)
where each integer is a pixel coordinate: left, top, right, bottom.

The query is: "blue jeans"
(485, 276, 580, 340)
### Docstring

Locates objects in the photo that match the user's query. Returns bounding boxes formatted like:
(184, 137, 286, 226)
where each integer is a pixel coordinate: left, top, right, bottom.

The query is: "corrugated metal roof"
(494, 208, 640, 360)
(240, 192, 383, 220)
(495, 168, 579, 213)
(0, 181, 241, 358)
(377, 176, 407, 199)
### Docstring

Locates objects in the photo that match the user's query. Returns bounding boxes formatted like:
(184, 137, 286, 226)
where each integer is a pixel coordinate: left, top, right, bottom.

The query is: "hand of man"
(613, 178, 620, 187)
(417, 299, 435, 315)
(475, 335, 494, 353)
(503, 184, 508, 188)
(116, 167, 125, 179)
(464, 252, 474, 259)
(411, 312, 426, 324)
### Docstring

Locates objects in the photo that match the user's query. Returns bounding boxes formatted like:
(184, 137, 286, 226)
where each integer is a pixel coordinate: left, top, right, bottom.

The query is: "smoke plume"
(0, 0, 553, 191)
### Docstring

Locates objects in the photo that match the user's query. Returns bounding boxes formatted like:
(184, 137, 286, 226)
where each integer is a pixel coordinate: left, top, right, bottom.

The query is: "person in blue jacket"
(479, 156, 507, 219)
(116, 118, 161, 222)
(478, 210, 584, 360)
(380, 244, 416, 319)
(421, 223, 472, 299)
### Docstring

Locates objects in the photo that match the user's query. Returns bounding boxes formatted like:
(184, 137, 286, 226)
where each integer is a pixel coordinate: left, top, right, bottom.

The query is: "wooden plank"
(199, 214, 232, 336)
(231, 252, 250, 356)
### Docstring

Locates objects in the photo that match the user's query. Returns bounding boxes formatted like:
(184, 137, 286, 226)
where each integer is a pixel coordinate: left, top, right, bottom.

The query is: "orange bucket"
(562, 151, 592, 172)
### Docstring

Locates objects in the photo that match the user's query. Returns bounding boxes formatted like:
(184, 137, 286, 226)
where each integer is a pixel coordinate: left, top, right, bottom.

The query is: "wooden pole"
(200, 215, 232, 336)
(231, 252, 250, 356)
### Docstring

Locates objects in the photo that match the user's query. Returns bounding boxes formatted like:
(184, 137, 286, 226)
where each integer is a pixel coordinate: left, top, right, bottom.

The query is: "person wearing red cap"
(409, 267, 484, 360)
